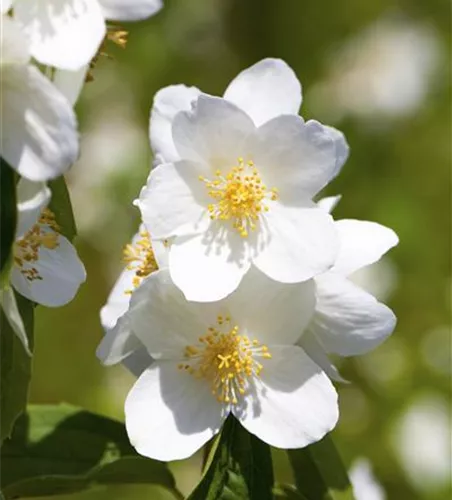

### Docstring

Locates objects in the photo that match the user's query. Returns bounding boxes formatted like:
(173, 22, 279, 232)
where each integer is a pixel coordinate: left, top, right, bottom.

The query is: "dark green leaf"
(273, 484, 307, 500)
(287, 435, 355, 500)
(0, 404, 179, 499)
(0, 158, 17, 285)
(48, 177, 77, 242)
(0, 294, 33, 443)
(188, 415, 274, 500)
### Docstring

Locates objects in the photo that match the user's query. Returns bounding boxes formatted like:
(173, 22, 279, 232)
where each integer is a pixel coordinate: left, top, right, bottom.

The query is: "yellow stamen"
(122, 230, 158, 293)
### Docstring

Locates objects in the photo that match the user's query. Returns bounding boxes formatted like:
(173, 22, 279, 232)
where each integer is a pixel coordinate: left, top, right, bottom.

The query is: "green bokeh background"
(29, 0, 450, 499)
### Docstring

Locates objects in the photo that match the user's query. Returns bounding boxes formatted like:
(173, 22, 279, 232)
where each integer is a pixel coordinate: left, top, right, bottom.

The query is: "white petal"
(150, 85, 201, 163)
(223, 58, 302, 126)
(324, 126, 349, 179)
(1, 0, 13, 14)
(0, 15, 30, 64)
(317, 195, 342, 214)
(125, 361, 225, 461)
(53, 65, 89, 106)
(225, 266, 316, 346)
(172, 95, 255, 165)
(253, 203, 339, 283)
(100, 267, 134, 331)
(99, 0, 162, 21)
(11, 233, 86, 307)
(97, 317, 143, 365)
(169, 229, 250, 302)
(236, 345, 338, 449)
(249, 116, 338, 201)
(311, 274, 397, 356)
(0, 287, 31, 355)
(121, 346, 153, 378)
(298, 330, 346, 382)
(0, 65, 79, 181)
(16, 179, 51, 237)
(350, 458, 386, 500)
(128, 269, 215, 357)
(332, 220, 399, 276)
(14, 0, 105, 70)
(137, 162, 210, 240)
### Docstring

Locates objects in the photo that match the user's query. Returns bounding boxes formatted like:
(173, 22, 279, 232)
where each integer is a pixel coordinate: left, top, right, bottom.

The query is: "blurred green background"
(30, 0, 450, 499)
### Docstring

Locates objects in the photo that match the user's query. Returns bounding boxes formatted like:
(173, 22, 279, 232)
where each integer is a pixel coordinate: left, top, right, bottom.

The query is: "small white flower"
(0, 14, 79, 181)
(9, 0, 162, 71)
(97, 225, 168, 375)
(350, 458, 386, 500)
(10, 179, 86, 308)
(123, 267, 338, 461)
(138, 59, 348, 302)
(299, 196, 398, 380)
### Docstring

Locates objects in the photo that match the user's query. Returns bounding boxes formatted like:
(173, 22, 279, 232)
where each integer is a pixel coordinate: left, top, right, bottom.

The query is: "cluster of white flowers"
(97, 59, 398, 461)
(0, 0, 162, 351)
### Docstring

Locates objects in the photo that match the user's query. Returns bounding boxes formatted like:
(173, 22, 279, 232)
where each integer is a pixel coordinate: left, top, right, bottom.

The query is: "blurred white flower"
(139, 59, 347, 302)
(123, 267, 338, 461)
(310, 17, 441, 122)
(0, 14, 79, 181)
(299, 196, 398, 380)
(10, 0, 163, 71)
(350, 458, 386, 500)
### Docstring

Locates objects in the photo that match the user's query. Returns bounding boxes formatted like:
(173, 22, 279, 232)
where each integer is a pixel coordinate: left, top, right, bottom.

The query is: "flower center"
(14, 209, 60, 282)
(122, 230, 159, 293)
(179, 315, 272, 405)
(199, 158, 278, 237)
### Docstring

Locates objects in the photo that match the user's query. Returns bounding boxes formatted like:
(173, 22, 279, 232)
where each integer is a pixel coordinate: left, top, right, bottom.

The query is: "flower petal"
(311, 274, 397, 356)
(235, 345, 338, 449)
(169, 229, 250, 302)
(149, 85, 201, 164)
(332, 220, 399, 276)
(172, 95, 255, 165)
(252, 203, 338, 283)
(53, 65, 89, 106)
(99, 0, 162, 21)
(16, 179, 51, 237)
(1, 65, 79, 181)
(137, 162, 210, 240)
(324, 126, 349, 179)
(0, 16, 30, 64)
(97, 317, 143, 365)
(0, 287, 31, 355)
(125, 361, 225, 461)
(11, 233, 86, 307)
(128, 269, 216, 357)
(122, 346, 153, 378)
(298, 330, 346, 382)
(223, 58, 302, 126)
(14, 0, 106, 70)
(317, 195, 341, 214)
(225, 266, 316, 346)
(1, 0, 13, 14)
(249, 116, 338, 201)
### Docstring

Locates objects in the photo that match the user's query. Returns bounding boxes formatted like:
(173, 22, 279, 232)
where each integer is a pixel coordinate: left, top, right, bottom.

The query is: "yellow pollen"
(14, 209, 60, 282)
(122, 230, 158, 293)
(199, 157, 278, 237)
(179, 316, 272, 405)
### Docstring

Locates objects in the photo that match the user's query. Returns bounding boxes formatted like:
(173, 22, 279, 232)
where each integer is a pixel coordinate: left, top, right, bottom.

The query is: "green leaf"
(0, 404, 180, 499)
(0, 293, 33, 443)
(188, 415, 274, 500)
(48, 177, 77, 242)
(0, 158, 17, 286)
(273, 484, 308, 500)
(287, 435, 355, 500)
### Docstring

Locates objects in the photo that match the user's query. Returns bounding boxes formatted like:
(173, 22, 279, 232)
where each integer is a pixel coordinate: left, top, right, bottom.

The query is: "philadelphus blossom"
(8, 0, 163, 71)
(97, 225, 168, 374)
(299, 196, 398, 380)
(137, 58, 349, 301)
(0, 13, 78, 181)
(123, 267, 339, 461)
(0, 179, 86, 354)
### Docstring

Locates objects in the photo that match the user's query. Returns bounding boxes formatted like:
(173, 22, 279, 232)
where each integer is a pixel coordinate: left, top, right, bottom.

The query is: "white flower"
(299, 196, 398, 380)
(123, 267, 338, 461)
(138, 59, 348, 302)
(97, 225, 168, 375)
(350, 458, 386, 500)
(9, 0, 162, 71)
(0, 14, 79, 181)
(9, 179, 86, 308)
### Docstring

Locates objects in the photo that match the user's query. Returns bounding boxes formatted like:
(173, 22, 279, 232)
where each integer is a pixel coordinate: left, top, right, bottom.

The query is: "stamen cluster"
(123, 230, 159, 293)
